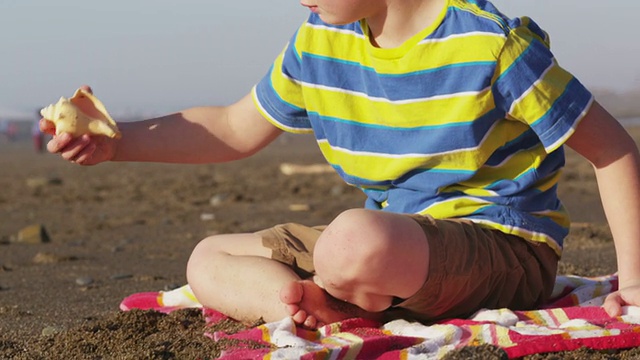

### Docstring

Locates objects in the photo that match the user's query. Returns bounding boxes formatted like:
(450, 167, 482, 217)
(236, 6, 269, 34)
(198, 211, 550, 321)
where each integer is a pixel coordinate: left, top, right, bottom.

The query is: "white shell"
(40, 89, 121, 139)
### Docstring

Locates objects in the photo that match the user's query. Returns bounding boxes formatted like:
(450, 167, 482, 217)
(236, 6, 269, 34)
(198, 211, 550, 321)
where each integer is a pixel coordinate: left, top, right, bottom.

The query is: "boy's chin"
(318, 14, 359, 26)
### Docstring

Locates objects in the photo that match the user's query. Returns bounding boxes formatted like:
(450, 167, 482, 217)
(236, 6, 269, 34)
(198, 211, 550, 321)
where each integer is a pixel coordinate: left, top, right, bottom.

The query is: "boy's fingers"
(72, 142, 97, 165)
(603, 292, 623, 317)
(59, 136, 91, 162)
(39, 118, 56, 135)
(46, 132, 73, 154)
(79, 85, 93, 94)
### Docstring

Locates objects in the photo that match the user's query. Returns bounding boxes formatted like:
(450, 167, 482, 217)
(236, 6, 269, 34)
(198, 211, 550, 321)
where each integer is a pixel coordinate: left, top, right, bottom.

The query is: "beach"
(0, 126, 638, 359)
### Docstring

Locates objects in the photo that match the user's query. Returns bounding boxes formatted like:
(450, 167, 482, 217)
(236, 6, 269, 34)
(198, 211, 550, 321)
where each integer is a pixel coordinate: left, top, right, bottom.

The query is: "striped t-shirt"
(252, 0, 593, 253)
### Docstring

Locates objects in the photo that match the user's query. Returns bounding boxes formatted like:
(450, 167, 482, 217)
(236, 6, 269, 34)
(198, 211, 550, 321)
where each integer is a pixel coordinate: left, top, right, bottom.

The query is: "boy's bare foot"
(279, 279, 382, 329)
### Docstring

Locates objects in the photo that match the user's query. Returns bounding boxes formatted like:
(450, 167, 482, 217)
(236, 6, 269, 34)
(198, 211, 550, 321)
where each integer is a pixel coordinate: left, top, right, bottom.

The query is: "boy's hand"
(603, 283, 640, 317)
(44, 131, 117, 166)
(41, 85, 118, 166)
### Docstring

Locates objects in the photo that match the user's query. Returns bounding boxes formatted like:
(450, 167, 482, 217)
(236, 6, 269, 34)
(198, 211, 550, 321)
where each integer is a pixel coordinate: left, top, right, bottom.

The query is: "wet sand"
(0, 128, 638, 359)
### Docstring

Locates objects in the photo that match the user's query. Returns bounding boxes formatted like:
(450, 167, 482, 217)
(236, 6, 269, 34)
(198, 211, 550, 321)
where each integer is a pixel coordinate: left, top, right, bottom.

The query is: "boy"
(43, 0, 640, 329)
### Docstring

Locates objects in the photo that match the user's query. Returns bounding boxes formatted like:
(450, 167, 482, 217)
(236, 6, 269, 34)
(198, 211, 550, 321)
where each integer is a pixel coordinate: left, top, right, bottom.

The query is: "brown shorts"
(257, 215, 559, 322)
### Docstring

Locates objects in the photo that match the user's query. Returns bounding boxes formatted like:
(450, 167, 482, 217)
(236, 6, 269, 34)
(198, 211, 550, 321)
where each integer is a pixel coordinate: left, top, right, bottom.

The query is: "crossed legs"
(186, 209, 431, 327)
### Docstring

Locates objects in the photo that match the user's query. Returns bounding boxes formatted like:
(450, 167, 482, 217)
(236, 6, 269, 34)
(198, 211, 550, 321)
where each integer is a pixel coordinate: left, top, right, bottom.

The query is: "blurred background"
(1, 0, 638, 137)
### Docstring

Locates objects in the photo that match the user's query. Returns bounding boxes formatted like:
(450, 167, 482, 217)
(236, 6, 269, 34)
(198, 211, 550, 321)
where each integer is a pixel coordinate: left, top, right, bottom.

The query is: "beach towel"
(120, 274, 640, 359)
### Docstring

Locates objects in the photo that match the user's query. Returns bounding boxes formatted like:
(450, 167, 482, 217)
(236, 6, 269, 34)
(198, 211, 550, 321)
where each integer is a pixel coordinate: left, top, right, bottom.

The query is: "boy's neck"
(367, 0, 447, 49)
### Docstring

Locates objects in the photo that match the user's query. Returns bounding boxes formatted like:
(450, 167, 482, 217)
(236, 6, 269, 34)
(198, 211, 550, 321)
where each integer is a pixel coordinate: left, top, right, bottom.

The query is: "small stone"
(15, 224, 51, 244)
(41, 326, 62, 336)
(26, 176, 63, 188)
(330, 185, 345, 197)
(67, 240, 85, 247)
(75, 277, 94, 286)
(289, 203, 311, 212)
(209, 194, 228, 207)
(200, 213, 215, 221)
(32, 252, 77, 264)
(110, 274, 133, 280)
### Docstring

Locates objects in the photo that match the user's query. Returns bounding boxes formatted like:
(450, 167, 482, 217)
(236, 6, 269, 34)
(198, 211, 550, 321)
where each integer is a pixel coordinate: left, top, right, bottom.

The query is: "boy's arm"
(565, 101, 640, 316)
(46, 91, 282, 165)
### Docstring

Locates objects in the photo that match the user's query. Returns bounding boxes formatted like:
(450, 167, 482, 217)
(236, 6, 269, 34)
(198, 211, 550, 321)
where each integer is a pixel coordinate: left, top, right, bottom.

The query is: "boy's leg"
(280, 209, 431, 326)
(280, 209, 558, 326)
(186, 233, 299, 323)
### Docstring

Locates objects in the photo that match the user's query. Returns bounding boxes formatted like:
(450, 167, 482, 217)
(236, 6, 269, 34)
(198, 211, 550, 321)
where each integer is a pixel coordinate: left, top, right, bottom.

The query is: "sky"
(1, 0, 638, 119)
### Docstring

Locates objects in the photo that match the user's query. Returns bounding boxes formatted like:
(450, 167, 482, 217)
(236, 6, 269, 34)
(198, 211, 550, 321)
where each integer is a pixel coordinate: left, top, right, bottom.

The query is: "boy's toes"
(303, 315, 318, 329)
(292, 309, 309, 325)
(284, 302, 301, 317)
(280, 281, 304, 305)
(291, 309, 318, 329)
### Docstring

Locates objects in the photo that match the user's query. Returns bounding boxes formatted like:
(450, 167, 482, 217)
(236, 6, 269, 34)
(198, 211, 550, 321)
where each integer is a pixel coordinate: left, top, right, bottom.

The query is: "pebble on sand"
(32, 252, 78, 264)
(110, 274, 133, 280)
(75, 277, 94, 286)
(41, 326, 62, 337)
(25, 176, 63, 189)
(15, 224, 51, 244)
(289, 203, 311, 212)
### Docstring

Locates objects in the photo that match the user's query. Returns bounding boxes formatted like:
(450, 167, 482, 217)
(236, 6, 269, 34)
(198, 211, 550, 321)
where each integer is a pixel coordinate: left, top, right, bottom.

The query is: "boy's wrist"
(617, 271, 640, 290)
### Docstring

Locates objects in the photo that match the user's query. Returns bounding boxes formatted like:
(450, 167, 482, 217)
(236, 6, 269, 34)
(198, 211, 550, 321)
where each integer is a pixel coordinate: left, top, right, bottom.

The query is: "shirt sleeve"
(252, 23, 313, 134)
(491, 18, 594, 153)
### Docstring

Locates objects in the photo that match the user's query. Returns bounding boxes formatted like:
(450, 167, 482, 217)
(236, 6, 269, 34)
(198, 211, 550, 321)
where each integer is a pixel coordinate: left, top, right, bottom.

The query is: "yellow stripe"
(552, 308, 570, 324)
(318, 126, 517, 180)
(319, 142, 504, 181)
(417, 197, 492, 217)
(319, 141, 431, 181)
(469, 325, 484, 345)
(416, 210, 564, 252)
(495, 326, 515, 347)
(534, 170, 562, 193)
(306, 86, 494, 128)
(447, 148, 546, 195)
(510, 65, 575, 125)
(269, 52, 306, 110)
(471, 220, 563, 255)
(302, 25, 503, 74)
(332, 332, 363, 359)
(492, 27, 535, 83)
(260, 325, 271, 344)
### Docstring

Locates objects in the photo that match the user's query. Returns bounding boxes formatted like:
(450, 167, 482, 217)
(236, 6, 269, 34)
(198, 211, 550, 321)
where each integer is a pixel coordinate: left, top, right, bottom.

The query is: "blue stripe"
(484, 128, 537, 167)
(531, 78, 593, 148)
(300, 55, 495, 100)
(495, 41, 554, 100)
(254, 68, 310, 130)
(435, 7, 508, 38)
(309, 111, 475, 131)
(309, 110, 500, 155)
(330, 164, 393, 187)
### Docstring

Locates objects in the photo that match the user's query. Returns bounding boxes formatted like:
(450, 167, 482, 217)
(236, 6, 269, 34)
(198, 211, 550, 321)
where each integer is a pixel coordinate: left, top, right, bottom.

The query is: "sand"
(0, 128, 638, 359)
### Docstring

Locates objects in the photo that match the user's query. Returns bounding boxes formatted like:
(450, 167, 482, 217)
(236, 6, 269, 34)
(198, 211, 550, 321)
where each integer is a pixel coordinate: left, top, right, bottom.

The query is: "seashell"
(40, 88, 121, 139)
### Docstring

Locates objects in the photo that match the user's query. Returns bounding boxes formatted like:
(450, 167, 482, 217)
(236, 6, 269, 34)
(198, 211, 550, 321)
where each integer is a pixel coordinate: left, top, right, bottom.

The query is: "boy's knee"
(316, 210, 371, 259)
(313, 209, 391, 285)
(316, 209, 392, 255)
(186, 236, 221, 286)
